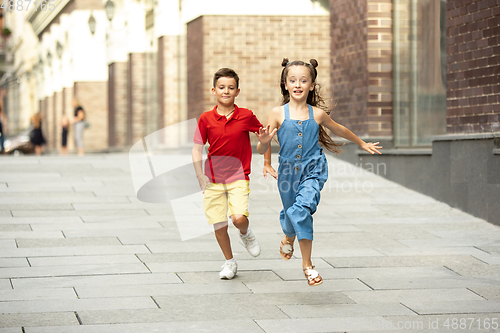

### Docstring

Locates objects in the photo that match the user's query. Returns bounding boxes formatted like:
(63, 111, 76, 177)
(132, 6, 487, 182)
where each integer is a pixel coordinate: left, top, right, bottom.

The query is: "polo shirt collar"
(213, 104, 240, 120)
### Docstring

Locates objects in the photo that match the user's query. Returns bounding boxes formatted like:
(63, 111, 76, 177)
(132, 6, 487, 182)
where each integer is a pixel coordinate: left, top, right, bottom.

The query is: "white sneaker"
(219, 261, 237, 279)
(240, 228, 261, 257)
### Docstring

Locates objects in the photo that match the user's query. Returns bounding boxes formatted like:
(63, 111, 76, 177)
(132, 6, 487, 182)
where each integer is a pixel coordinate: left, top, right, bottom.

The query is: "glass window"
(393, 0, 447, 147)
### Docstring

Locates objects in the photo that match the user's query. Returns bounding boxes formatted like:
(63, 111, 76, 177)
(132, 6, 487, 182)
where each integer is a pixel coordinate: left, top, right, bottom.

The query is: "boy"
(192, 68, 265, 279)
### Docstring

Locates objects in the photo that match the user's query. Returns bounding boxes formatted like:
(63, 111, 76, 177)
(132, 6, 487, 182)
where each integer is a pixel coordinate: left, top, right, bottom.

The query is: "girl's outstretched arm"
(257, 107, 279, 154)
(256, 125, 277, 154)
(317, 109, 382, 155)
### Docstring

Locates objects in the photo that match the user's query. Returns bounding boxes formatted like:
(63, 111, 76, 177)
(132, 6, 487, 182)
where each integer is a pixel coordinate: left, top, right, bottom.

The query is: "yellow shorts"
(203, 180, 250, 225)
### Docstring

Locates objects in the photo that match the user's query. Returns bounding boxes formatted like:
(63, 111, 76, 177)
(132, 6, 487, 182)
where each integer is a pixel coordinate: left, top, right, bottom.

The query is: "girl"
(256, 58, 382, 286)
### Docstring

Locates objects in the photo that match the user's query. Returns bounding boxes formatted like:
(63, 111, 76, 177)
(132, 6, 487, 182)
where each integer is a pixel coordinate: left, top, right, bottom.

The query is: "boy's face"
(211, 77, 240, 107)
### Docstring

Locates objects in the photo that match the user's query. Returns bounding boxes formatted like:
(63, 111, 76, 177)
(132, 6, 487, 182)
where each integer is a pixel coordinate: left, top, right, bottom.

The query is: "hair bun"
(309, 59, 318, 68)
(282, 58, 289, 67)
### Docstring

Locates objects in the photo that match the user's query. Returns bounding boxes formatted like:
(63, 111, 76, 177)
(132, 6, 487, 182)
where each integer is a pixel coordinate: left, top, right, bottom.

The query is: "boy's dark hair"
(213, 68, 239, 88)
(280, 58, 343, 154)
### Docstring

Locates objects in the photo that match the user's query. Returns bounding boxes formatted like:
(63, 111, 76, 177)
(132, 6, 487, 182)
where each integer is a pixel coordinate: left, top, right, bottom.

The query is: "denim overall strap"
(308, 104, 314, 119)
(284, 103, 290, 120)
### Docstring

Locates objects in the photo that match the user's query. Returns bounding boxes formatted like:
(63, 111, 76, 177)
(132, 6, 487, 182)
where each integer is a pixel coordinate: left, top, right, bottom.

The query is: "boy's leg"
(213, 222, 233, 260)
(204, 183, 232, 258)
(228, 180, 260, 257)
(227, 180, 250, 234)
(231, 214, 248, 235)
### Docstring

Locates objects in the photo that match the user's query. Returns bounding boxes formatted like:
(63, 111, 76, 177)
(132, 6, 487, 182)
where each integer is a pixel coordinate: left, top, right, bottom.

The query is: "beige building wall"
(187, 15, 331, 127)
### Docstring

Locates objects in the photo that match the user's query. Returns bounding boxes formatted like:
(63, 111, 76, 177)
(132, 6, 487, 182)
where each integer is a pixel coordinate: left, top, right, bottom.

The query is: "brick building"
(330, 0, 500, 225)
(186, 15, 331, 127)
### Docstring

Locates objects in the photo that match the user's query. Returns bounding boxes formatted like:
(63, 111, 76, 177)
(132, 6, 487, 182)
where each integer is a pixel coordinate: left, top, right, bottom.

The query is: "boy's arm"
(262, 144, 277, 179)
(192, 143, 209, 192)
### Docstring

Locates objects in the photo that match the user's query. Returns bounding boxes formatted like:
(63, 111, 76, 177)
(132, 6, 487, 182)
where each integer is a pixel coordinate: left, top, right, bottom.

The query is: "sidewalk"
(0, 152, 500, 332)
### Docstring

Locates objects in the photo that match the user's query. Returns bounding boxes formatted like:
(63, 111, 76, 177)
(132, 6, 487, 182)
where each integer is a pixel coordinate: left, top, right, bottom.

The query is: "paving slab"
(0, 258, 30, 268)
(0, 297, 158, 314)
(323, 255, 484, 268)
(0, 240, 16, 248)
(0, 224, 33, 231)
(0, 263, 150, 279)
(11, 210, 149, 217)
(16, 237, 121, 248)
(0, 245, 150, 258)
(28, 254, 142, 267)
(74, 282, 252, 298)
(153, 294, 289, 321)
(0, 328, 23, 332)
(244, 279, 370, 293)
(278, 303, 416, 318)
(256, 317, 397, 332)
(343, 288, 485, 304)
(0, 287, 77, 301)
(361, 275, 500, 290)
(0, 279, 12, 290)
(0, 217, 84, 225)
(11, 273, 181, 289)
(470, 286, 500, 300)
(446, 261, 500, 276)
(23, 320, 265, 333)
(402, 300, 500, 315)
(0, 231, 64, 240)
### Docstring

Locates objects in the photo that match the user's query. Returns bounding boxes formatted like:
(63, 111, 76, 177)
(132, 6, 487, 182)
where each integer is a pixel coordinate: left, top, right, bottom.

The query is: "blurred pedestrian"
(0, 106, 5, 153)
(72, 99, 85, 156)
(30, 112, 46, 155)
(60, 112, 69, 155)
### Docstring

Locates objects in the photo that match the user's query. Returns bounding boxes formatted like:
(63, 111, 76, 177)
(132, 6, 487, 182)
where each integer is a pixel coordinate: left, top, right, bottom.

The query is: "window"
(393, 0, 447, 146)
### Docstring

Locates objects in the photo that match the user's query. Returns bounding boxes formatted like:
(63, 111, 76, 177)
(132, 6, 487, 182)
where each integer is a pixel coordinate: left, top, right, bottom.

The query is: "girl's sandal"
(303, 266, 323, 286)
(279, 240, 294, 260)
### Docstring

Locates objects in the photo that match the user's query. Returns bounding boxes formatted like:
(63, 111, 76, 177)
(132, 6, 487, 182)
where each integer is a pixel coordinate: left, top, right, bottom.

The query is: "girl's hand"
(360, 142, 383, 155)
(256, 125, 277, 145)
(196, 174, 210, 193)
(263, 164, 278, 180)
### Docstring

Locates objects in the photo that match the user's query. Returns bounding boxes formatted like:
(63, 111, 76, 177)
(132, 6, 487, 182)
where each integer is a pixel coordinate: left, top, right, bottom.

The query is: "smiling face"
(211, 76, 240, 108)
(285, 65, 315, 102)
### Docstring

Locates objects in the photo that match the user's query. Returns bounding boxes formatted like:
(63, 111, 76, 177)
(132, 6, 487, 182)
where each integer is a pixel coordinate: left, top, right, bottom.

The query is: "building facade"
(330, 0, 500, 225)
(1, 0, 329, 154)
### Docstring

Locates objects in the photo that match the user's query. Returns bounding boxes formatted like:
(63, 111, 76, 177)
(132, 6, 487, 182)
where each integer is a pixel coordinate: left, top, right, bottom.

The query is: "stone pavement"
(1, 152, 500, 332)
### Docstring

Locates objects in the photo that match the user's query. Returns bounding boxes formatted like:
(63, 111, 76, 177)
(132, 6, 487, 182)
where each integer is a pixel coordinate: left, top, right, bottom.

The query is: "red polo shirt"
(194, 105, 262, 184)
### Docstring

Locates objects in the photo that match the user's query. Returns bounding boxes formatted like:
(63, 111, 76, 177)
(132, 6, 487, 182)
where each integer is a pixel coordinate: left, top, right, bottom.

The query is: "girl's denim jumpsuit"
(277, 103, 328, 241)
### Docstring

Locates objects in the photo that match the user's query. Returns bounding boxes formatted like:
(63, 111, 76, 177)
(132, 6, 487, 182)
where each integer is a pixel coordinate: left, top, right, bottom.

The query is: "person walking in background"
(30, 112, 46, 156)
(72, 99, 85, 156)
(0, 106, 6, 153)
(60, 112, 69, 155)
(257, 58, 382, 286)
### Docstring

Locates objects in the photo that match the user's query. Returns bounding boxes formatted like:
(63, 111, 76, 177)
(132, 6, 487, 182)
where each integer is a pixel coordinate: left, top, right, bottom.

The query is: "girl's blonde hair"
(280, 58, 343, 154)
